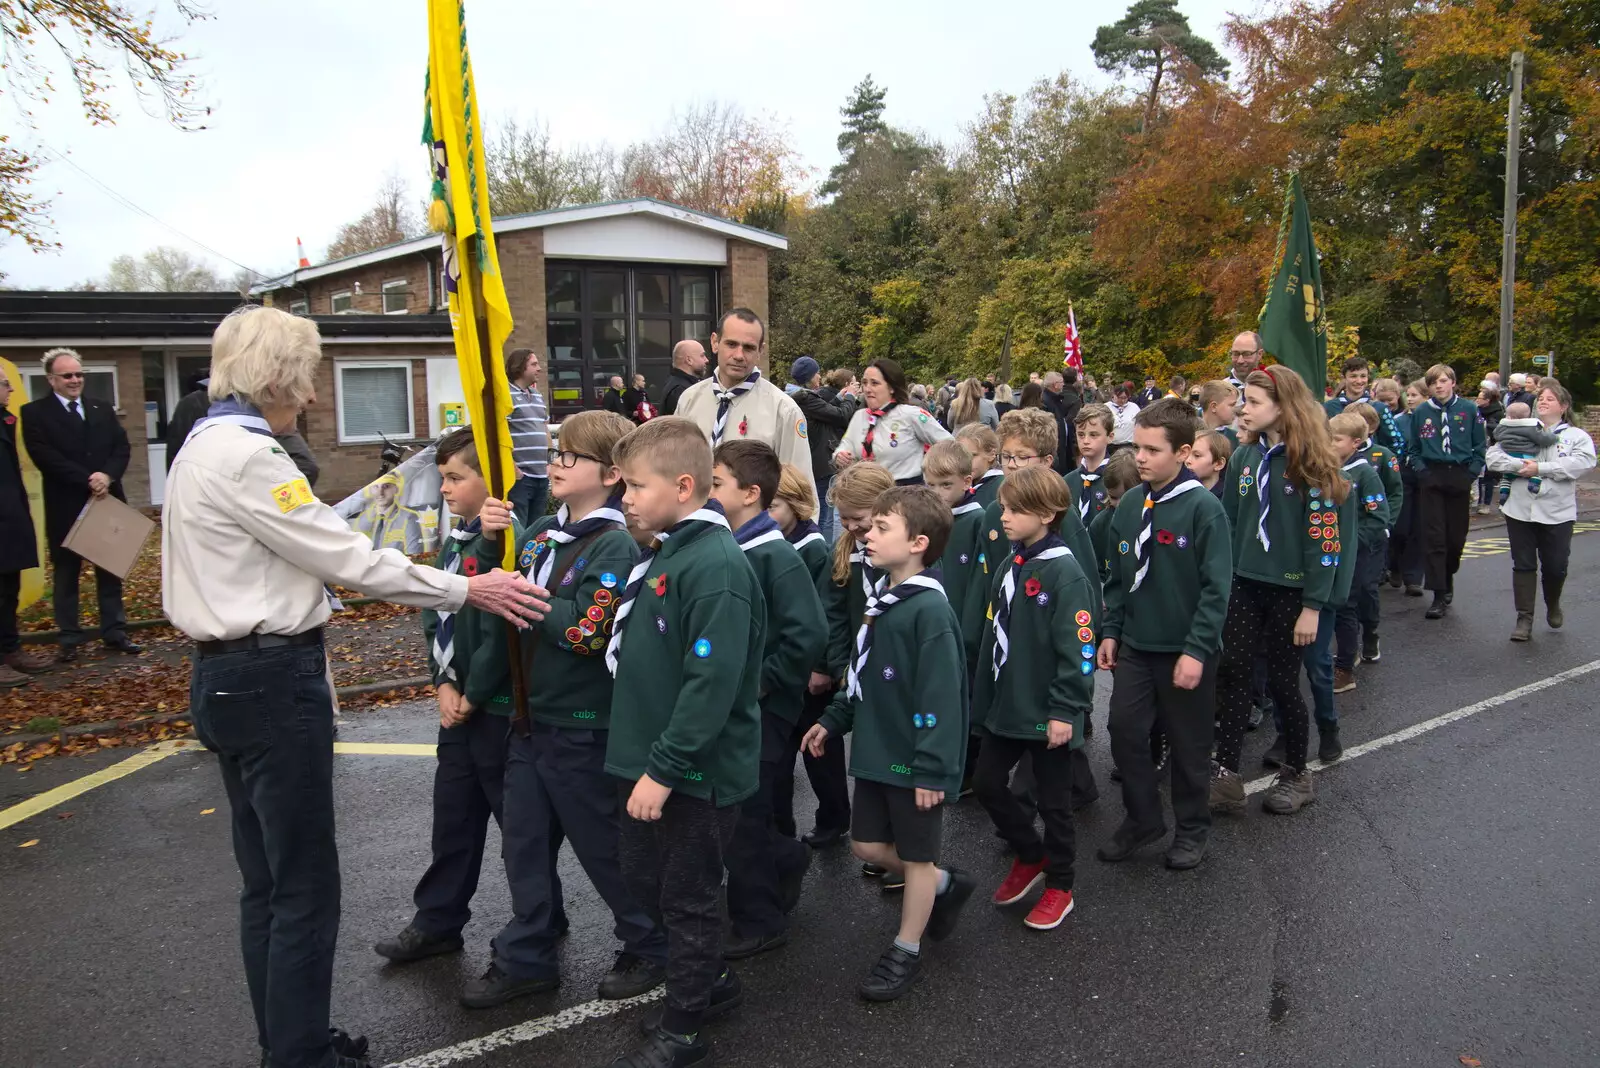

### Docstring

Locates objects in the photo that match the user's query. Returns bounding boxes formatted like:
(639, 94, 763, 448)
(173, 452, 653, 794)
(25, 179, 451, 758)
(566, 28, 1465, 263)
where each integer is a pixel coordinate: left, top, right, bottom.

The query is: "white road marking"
(1244, 656, 1600, 794)
(386, 656, 1600, 1067)
(383, 989, 663, 1067)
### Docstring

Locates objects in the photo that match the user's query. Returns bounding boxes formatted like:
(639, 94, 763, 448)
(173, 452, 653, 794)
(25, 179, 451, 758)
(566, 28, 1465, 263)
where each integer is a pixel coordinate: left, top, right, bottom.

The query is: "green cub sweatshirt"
(606, 518, 765, 807)
(825, 545, 880, 679)
(1222, 441, 1342, 611)
(939, 501, 987, 663)
(741, 532, 826, 725)
(1341, 457, 1391, 554)
(423, 525, 512, 714)
(820, 579, 967, 794)
(1362, 440, 1403, 528)
(505, 514, 638, 729)
(1100, 481, 1232, 659)
(972, 543, 1097, 748)
(966, 492, 1101, 643)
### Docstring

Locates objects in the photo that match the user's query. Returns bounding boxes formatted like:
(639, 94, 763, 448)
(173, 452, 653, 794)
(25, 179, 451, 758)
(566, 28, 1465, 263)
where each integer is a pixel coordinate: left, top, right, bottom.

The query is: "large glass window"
(544, 263, 719, 419)
(336, 361, 414, 442)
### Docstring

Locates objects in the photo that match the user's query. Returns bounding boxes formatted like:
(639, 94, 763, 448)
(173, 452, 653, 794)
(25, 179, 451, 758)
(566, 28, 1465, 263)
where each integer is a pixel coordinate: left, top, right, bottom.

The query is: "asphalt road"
(2, 529, 1597, 1068)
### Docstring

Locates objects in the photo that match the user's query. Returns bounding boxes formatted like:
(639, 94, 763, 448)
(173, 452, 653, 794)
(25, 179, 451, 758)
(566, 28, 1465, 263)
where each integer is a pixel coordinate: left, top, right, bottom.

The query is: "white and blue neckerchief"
(1076, 459, 1107, 522)
(733, 511, 786, 552)
(1255, 442, 1286, 551)
(531, 494, 626, 590)
(952, 489, 983, 517)
(605, 502, 730, 676)
(991, 535, 1072, 680)
(1130, 469, 1204, 593)
(431, 518, 482, 682)
(1427, 396, 1454, 455)
(848, 540, 877, 602)
(786, 518, 825, 553)
(711, 370, 761, 444)
(846, 571, 946, 699)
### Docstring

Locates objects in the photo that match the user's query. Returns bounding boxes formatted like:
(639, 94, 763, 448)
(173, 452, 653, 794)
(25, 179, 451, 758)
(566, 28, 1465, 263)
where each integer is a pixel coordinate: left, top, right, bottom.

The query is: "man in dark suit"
(20, 348, 140, 662)
(1, 368, 47, 687)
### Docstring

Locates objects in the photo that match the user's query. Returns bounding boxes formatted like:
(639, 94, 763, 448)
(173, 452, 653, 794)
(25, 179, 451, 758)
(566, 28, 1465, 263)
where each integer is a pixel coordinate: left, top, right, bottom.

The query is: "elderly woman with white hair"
(163, 305, 547, 1068)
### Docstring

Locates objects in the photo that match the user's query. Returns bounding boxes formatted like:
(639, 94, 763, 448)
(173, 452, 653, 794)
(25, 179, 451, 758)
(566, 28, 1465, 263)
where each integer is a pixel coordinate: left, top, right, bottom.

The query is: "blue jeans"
(509, 475, 549, 529)
(191, 638, 341, 1068)
(1301, 608, 1337, 730)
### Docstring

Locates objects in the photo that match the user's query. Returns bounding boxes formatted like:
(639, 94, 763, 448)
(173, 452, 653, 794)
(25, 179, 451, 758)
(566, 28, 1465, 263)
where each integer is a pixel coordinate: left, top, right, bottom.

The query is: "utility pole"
(1497, 51, 1524, 382)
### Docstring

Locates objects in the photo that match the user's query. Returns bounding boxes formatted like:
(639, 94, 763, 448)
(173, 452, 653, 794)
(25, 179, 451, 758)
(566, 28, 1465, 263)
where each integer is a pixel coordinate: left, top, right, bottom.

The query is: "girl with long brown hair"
(1211, 366, 1351, 817)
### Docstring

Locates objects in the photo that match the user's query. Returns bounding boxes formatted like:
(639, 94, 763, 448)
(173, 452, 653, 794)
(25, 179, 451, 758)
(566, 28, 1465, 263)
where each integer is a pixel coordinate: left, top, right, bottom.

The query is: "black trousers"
(974, 733, 1077, 891)
(191, 640, 340, 1068)
(1215, 578, 1311, 772)
(1334, 546, 1385, 670)
(0, 570, 19, 656)
(1109, 647, 1215, 847)
(788, 686, 851, 834)
(411, 710, 508, 937)
(617, 787, 738, 1036)
(49, 542, 127, 647)
(1417, 464, 1475, 591)
(1506, 517, 1573, 578)
(725, 714, 810, 939)
(1388, 470, 1423, 585)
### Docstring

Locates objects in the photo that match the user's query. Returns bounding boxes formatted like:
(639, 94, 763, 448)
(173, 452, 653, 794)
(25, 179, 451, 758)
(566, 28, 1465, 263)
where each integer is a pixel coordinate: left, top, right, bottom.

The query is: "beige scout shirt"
(675, 374, 818, 507)
(162, 422, 468, 642)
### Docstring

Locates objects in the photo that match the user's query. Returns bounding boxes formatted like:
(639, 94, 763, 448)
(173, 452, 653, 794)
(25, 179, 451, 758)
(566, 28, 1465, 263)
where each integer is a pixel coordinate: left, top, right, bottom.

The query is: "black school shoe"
(858, 943, 922, 1002)
(801, 825, 847, 848)
(373, 924, 463, 963)
(1164, 839, 1207, 871)
(1096, 825, 1166, 863)
(261, 1029, 371, 1068)
(1425, 593, 1448, 619)
(880, 868, 906, 891)
(723, 929, 788, 961)
(459, 962, 559, 1009)
(637, 967, 743, 1035)
(599, 952, 667, 1000)
(606, 1024, 708, 1068)
(925, 868, 976, 941)
(861, 862, 887, 877)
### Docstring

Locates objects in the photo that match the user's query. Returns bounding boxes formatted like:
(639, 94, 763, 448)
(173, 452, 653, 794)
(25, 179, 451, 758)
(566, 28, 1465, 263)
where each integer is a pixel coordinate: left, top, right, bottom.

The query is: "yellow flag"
(424, 0, 516, 567)
(1, 357, 46, 611)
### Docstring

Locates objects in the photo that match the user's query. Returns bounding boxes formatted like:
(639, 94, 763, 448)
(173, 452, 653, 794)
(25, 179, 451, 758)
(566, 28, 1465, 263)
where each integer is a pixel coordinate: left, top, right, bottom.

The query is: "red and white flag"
(1063, 303, 1083, 370)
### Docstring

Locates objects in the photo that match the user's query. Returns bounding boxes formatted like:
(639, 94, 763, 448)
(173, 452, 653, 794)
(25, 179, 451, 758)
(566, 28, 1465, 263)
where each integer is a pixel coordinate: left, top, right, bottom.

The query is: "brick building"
(0, 198, 786, 506)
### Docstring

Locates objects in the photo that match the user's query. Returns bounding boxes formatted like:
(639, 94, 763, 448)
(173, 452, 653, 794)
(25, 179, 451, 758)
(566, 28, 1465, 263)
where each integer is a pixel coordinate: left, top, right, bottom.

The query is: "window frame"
(288, 299, 309, 316)
(381, 279, 408, 315)
(20, 363, 121, 409)
(330, 290, 354, 314)
(334, 359, 415, 444)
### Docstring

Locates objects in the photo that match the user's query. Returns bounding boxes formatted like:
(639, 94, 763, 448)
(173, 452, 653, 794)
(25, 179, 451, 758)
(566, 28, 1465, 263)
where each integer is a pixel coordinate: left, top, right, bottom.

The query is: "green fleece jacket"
(503, 514, 638, 729)
(1362, 439, 1404, 527)
(742, 534, 826, 725)
(820, 581, 967, 794)
(1331, 474, 1360, 604)
(1341, 457, 1391, 554)
(972, 545, 1096, 747)
(939, 502, 986, 660)
(606, 519, 765, 807)
(973, 469, 1004, 510)
(1088, 506, 1116, 584)
(1100, 481, 1232, 659)
(422, 526, 512, 713)
(966, 494, 1101, 648)
(1222, 441, 1342, 611)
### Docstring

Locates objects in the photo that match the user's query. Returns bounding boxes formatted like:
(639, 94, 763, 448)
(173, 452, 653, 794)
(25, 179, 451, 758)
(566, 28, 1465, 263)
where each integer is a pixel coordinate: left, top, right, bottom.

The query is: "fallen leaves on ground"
(1460, 1057, 1483, 1067)
(18, 839, 38, 848)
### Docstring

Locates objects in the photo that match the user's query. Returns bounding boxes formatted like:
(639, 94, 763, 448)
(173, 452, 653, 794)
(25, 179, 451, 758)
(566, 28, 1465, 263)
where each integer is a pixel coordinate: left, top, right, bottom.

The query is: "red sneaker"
(991, 857, 1047, 905)
(1024, 888, 1075, 930)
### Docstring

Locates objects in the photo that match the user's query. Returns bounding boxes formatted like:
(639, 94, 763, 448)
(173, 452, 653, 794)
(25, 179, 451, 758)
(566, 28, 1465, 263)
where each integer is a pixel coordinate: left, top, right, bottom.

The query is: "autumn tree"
(89, 245, 225, 291)
(1091, 0, 1229, 131)
(0, 1, 210, 250)
(326, 170, 424, 260)
(618, 101, 806, 225)
(485, 117, 618, 215)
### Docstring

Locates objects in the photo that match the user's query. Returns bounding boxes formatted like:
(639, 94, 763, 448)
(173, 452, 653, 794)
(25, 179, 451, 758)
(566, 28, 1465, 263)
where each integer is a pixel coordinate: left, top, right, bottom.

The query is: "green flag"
(1258, 172, 1328, 392)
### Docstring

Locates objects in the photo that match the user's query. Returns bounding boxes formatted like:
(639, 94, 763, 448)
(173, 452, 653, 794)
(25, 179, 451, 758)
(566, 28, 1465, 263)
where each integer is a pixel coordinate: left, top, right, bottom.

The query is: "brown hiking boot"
(4, 649, 49, 673)
(1209, 761, 1246, 815)
(1262, 769, 1315, 814)
(0, 664, 29, 689)
(1333, 667, 1356, 693)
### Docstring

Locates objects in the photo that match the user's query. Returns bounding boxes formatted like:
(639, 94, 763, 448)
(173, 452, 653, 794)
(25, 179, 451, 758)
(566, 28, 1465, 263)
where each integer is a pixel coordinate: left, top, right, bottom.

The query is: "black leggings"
(1215, 578, 1312, 772)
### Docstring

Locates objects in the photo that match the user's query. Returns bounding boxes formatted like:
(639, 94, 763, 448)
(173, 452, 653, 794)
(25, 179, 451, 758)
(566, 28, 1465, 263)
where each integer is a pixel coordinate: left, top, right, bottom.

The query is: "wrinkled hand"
(914, 787, 944, 811)
(88, 472, 110, 497)
(833, 451, 858, 471)
(626, 775, 673, 821)
(807, 671, 834, 695)
(1293, 607, 1321, 647)
(1172, 654, 1204, 690)
(1097, 638, 1119, 672)
(465, 569, 550, 627)
(1046, 720, 1073, 750)
(802, 723, 830, 758)
(479, 497, 514, 535)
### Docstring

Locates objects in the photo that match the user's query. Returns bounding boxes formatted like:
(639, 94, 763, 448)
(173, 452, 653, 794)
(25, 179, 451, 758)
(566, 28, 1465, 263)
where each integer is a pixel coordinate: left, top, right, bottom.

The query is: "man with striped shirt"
(505, 347, 550, 526)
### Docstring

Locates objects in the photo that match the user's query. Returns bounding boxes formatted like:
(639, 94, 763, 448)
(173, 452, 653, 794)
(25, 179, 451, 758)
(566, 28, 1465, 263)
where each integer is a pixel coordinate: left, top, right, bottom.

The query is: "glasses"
(1229, 349, 1260, 358)
(999, 453, 1040, 467)
(51, 372, 85, 380)
(552, 450, 602, 468)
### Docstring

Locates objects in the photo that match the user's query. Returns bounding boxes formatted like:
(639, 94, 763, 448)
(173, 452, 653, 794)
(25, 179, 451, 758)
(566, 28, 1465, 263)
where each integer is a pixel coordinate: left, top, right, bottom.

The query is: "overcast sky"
(0, 0, 1245, 289)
